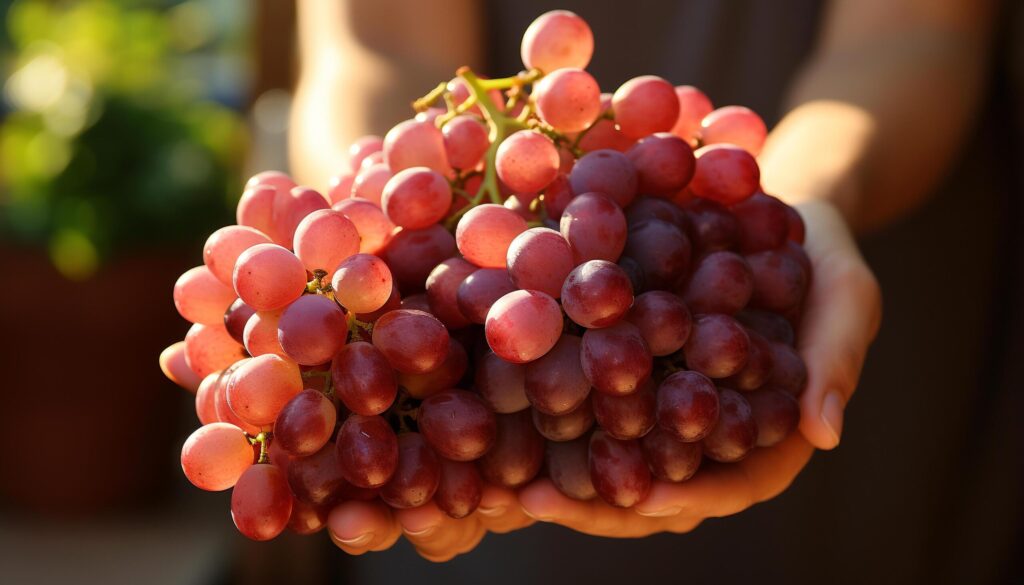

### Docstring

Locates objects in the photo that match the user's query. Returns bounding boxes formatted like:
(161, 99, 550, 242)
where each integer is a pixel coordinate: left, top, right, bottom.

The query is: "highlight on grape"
(161, 9, 809, 543)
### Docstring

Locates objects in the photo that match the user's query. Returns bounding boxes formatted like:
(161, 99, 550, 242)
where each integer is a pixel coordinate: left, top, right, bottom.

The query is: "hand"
(326, 484, 534, 562)
(520, 199, 882, 536)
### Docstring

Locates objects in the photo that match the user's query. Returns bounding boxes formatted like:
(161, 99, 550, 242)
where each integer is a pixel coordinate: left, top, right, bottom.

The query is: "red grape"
(612, 75, 679, 139)
(746, 389, 800, 447)
(231, 463, 292, 541)
(532, 398, 594, 442)
(277, 294, 347, 366)
(591, 380, 657, 440)
(380, 432, 441, 509)
(506, 227, 575, 298)
(384, 119, 450, 174)
(456, 204, 528, 268)
(385, 224, 457, 291)
(702, 388, 757, 462)
(478, 410, 545, 488)
(332, 253, 394, 314)
(382, 167, 452, 230)
(457, 268, 517, 324)
(331, 341, 398, 415)
(560, 192, 628, 264)
(336, 414, 399, 488)
(562, 260, 634, 328)
(580, 321, 653, 396)
(520, 10, 593, 72)
(656, 370, 720, 442)
(485, 290, 563, 364)
(275, 389, 338, 457)
(589, 430, 651, 507)
(533, 68, 601, 133)
(496, 130, 560, 193)
(419, 389, 497, 461)
(546, 435, 597, 500)
(425, 257, 476, 329)
(436, 459, 483, 519)
(174, 266, 237, 325)
(683, 314, 750, 379)
(626, 133, 695, 196)
(700, 105, 767, 156)
(180, 422, 254, 491)
(524, 335, 591, 416)
(670, 85, 713, 144)
(569, 149, 638, 208)
(682, 250, 754, 315)
(474, 351, 530, 414)
(625, 290, 692, 356)
(689, 144, 760, 205)
(641, 426, 702, 482)
(232, 243, 307, 311)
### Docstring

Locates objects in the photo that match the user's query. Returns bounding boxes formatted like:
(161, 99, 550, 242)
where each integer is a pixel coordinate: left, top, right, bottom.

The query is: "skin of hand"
(326, 484, 534, 562)
(517, 200, 881, 535)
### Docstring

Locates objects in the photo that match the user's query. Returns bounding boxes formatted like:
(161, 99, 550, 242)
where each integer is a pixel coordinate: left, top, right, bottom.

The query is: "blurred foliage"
(0, 0, 249, 279)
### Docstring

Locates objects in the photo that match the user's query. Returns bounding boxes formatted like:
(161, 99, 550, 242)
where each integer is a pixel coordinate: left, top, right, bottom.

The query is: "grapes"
(623, 219, 692, 290)
(683, 314, 750, 379)
(397, 338, 468, 399)
(272, 186, 330, 246)
(224, 299, 255, 344)
(372, 309, 449, 374)
(425, 257, 476, 329)
(495, 130, 560, 193)
(180, 423, 254, 491)
(382, 167, 453, 229)
(670, 85, 713, 144)
(231, 463, 293, 541)
(700, 106, 768, 156)
(626, 133, 695, 196)
(419, 389, 497, 461)
(506, 227, 575, 298)
(160, 341, 203, 392)
(560, 192, 628, 264)
(702, 388, 757, 462)
(625, 291, 692, 356)
(288, 499, 329, 535)
(747, 389, 800, 447)
(336, 414, 399, 488)
(589, 430, 651, 507)
(656, 371, 720, 442)
(689, 144, 760, 205)
(332, 253, 394, 314)
(520, 10, 593, 72)
(767, 341, 808, 396)
(569, 150, 639, 208)
(561, 260, 634, 328)
(287, 443, 352, 507)
(242, 308, 286, 358)
(233, 244, 307, 311)
(546, 436, 597, 500)
(625, 196, 688, 228)
(456, 204, 528, 268)
(686, 198, 740, 254)
(236, 185, 278, 242)
(333, 197, 395, 255)
(478, 410, 545, 488)
(730, 192, 789, 253)
(275, 389, 338, 457)
(380, 432, 441, 508)
(524, 335, 591, 416)
(642, 427, 702, 482)
(747, 249, 809, 313)
(485, 290, 563, 363)
(385, 224, 457, 291)
(277, 294, 347, 366)
(226, 354, 303, 428)
(351, 163, 393, 207)
(203, 226, 272, 287)
(331, 342, 398, 415)
(383, 119, 450, 174)
(612, 76, 680, 139)
(457, 268, 516, 324)
(724, 329, 774, 391)
(736, 309, 795, 346)
(195, 373, 221, 424)
(533, 68, 601, 133)
(578, 94, 634, 153)
(442, 115, 490, 170)
(293, 209, 360, 275)
(475, 351, 530, 413)
(348, 135, 384, 171)
(580, 321, 653, 395)
(174, 266, 237, 325)
(435, 459, 483, 519)
(532, 398, 594, 442)
(682, 251, 754, 315)
(185, 322, 245, 378)
(591, 381, 657, 440)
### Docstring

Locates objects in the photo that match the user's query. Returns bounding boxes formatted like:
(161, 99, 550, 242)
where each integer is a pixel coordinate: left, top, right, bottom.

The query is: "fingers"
(327, 500, 401, 554)
(477, 484, 535, 534)
(519, 479, 675, 538)
(396, 501, 483, 563)
(795, 201, 882, 449)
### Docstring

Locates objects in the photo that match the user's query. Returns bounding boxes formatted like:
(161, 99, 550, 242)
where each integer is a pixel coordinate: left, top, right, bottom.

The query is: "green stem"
(412, 81, 448, 112)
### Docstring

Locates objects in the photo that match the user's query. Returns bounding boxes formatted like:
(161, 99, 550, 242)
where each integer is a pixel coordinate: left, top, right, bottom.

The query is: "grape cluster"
(162, 10, 809, 542)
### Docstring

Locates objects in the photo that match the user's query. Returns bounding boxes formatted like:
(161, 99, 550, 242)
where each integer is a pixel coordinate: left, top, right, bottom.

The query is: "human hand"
(519, 199, 882, 536)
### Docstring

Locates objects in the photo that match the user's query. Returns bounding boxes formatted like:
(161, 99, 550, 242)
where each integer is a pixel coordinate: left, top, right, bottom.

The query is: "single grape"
(382, 167, 452, 230)
(641, 426, 702, 482)
(398, 337, 468, 399)
(724, 329, 775, 391)
(277, 295, 347, 366)
(580, 321, 653, 395)
(700, 105, 768, 156)
(331, 253, 394, 314)
(520, 9, 594, 72)
(232, 243, 307, 311)
(383, 118, 450, 174)
(419, 389, 497, 461)
(561, 260, 634, 328)
(195, 372, 221, 424)
(400, 293, 431, 313)
(625, 290, 692, 356)
(559, 192, 628, 263)
(532, 397, 594, 442)
(623, 219, 692, 290)
(612, 75, 680, 139)
(355, 281, 402, 323)
(173, 266, 237, 325)
(782, 239, 813, 277)
(385, 224, 457, 291)
(335, 414, 399, 488)
(589, 430, 651, 507)
(180, 422, 254, 491)
(730, 192, 789, 253)
(682, 250, 754, 315)
(327, 172, 355, 206)
(496, 130, 560, 194)
(591, 381, 657, 440)
(767, 341, 808, 396)
(435, 459, 483, 519)
(670, 85, 714, 145)
(348, 135, 384, 171)
(224, 299, 256, 345)
(160, 341, 203, 393)
(506, 227, 575, 298)
(331, 341, 398, 415)
(702, 388, 757, 462)
(785, 204, 806, 243)
(243, 308, 286, 358)
(231, 463, 293, 541)
(546, 435, 597, 500)
(360, 151, 385, 170)
(271, 186, 330, 246)
(474, 351, 530, 413)
(485, 290, 563, 364)
(425, 257, 476, 329)
(746, 388, 800, 447)
(685, 198, 740, 254)
(736, 309, 796, 346)
(456, 204, 528, 268)
(533, 68, 601, 133)
(236, 185, 278, 242)
(569, 150, 638, 208)
(442, 115, 490, 170)
(541, 174, 576, 218)
(293, 209, 360, 275)
(380, 432, 441, 509)
(477, 410, 545, 488)
(211, 362, 261, 435)
(747, 249, 809, 312)
(624, 196, 689, 229)
(626, 133, 695, 196)
(689, 144, 760, 205)
(524, 335, 591, 416)
(203, 226, 273, 287)
(657, 370, 720, 442)
(372, 309, 450, 374)
(287, 442, 352, 507)
(683, 314, 750, 379)
(226, 354, 303, 426)
(457, 268, 517, 324)
(275, 389, 338, 457)
(332, 197, 395, 255)
(351, 163, 393, 206)
(185, 322, 246, 378)
(578, 94, 634, 153)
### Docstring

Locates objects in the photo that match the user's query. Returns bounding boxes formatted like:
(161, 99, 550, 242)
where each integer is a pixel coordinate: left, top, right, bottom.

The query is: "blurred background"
(0, 1, 1021, 584)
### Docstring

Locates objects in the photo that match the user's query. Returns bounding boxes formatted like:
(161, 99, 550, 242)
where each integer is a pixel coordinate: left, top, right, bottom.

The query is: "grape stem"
(249, 431, 272, 464)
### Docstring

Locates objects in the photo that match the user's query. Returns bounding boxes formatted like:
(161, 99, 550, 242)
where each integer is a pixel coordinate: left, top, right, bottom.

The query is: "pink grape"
(400, 293, 431, 313)
(397, 337, 468, 399)
(210, 361, 260, 435)
(331, 341, 398, 415)
(231, 464, 293, 541)
(746, 389, 800, 447)
(180, 422, 254, 491)
(173, 265, 237, 325)
(232, 243, 307, 311)
(589, 430, 650, 507)
(243, 308, 286, 358)
(625, 291, 692, 356)
(336, 414, 399, 488)
(612, 75, 680, 139)
(372, 309, 450, 374)
(456, 204, 528, 268)
(495, 130, 560, 193)
(435, 460, 483, 519)
(277, 295, 347, 366)
(478, 410, 545, 488)
(380, 432, 441, 509)
(533, 68, 601, 133)
(520, 9, 593, 72)
(419, 389, 497, 461)
(546, 436, 597, 500)
(591, 380, 657, 440)
(561, 260, 634, 328)
(657, 370, 720, 442)
(682, 251, 754, 315)
(442, 115, 490, 170)
(670, 85, 713, 144)
(203, 225, 272, 286)
(185, 322, 245, 378)
(578, 94, 634, 153)
(731, 192, 789, 253)
(348, 135, 384, 171)
(580, 321, 653, 395)
(351, 163, 393, 206)
(524, 335, 591, 416)
(236, 185, 278, 241)
(360, 151, 384, 170)
(532, 398, 594, 442)
(702, 388, 757, 462)
(700, 106, 768, 156)
(642, 426, 702, 482)
(689, 144, 760, 205)
(331, 253, 394, 314)
(160, 341, 203, 393)
(485, 290, 563, 364)
(194, 372, 221, 424)
(506, 227, 575, 298)
(293, 209, 360, 275)
(683, 314, 751, 379)
(355, 281, 401, 323)
(327, 172, 355, 206)
(275, 389, 338, 457)
(560, 192, 628, 263)
(425, 257, 476, 329)
(226, 354, 303, 426)
(385, 224, 457, 291)
(626, 133, 695, 196)
(271, 186, 330, 246)
(569, 149, 638, 208)
(382, 167, 452, 229)
(475, 352, 530, 413)
(384, 119, 450, 174)
(332, 197, 395, 255)
(457, 268, 517, 324)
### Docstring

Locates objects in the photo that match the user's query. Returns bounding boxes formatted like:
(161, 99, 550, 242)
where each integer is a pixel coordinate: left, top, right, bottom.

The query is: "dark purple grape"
(784, 204, 806, 243)
(617, 256, 646, 292)
(559, 192, 628, 263)
(724, 330, 775, 391)
(623, 219, 691, 290)
(683, 314, 750, 378)
(768, 342, 808, 396)
(591, 380, 656, 440)
(702, 388, 757, 462)
(287, 443, 351, 507)
(224, 299, 256, 344)
(400, 292, 431, 313)
(561, 260, 634, 328)
(474, 351, 530, 413)
(335, 414, 399, 488)
(746, 389, 800, 447)
(580, 321, 653, 395)
(682, 251, 753, 315)
(275, 389, 338, 457)
(372, 309, 450, 374)
(532, 397, 594, 441)
(685, 198, 739, 254)
(657, 370, 720, 442)
(435, 459, 484, 519)
(730, 192, 789, 253)
(625, 133, 695, 195)
(735, 309, 795, 346)
(524, 335, 591, 415)
(380, 432, 441, 508)
(747, 250, 808, 313)
(419, 389, 497, 461)
(624, 196, 688, 228)
(569, 149, 638, 208)
(477, 410, 545, 488)
(385, 224, 457, 292)
(625, 290, 692, 356)
(331, 341, 398, 415)
(589, 431, 651, 507)
(642, 426, 702, 482)
(456, 268, 516, 324)
(426, 257, 476, 329)
(546, 436, 597, 500)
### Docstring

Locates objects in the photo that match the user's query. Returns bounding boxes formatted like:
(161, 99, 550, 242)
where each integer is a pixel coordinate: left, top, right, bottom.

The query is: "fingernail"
(636, 506, 681, 518)
(404, 525, 437, 537)
(821, 391, 844, 447)
(519, 506, 551, 521)
(337, 533, 373, 547)
(477, 505, 506, 517)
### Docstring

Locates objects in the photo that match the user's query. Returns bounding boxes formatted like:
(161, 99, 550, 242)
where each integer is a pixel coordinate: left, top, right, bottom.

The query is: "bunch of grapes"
(160, 10, 809, 542)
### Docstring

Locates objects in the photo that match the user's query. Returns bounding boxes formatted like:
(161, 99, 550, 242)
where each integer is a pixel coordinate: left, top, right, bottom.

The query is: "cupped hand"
(326, 484, 534, 562)
(520, 199, 881, 536)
